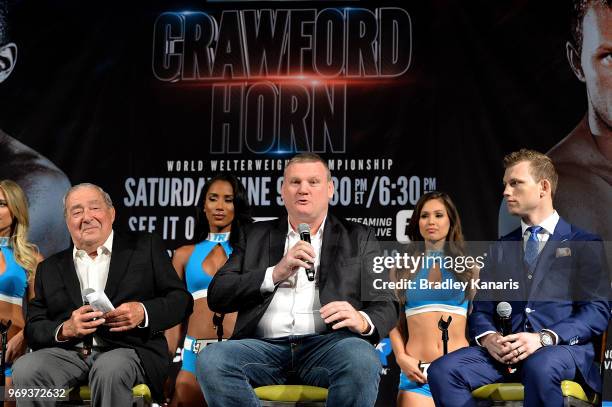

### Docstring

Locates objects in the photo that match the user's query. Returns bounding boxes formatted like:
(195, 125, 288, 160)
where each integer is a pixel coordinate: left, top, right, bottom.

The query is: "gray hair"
(63, 183, 113, 217)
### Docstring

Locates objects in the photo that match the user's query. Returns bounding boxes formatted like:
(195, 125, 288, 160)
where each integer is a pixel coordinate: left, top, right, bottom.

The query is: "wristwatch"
(539, 330, 555, 347)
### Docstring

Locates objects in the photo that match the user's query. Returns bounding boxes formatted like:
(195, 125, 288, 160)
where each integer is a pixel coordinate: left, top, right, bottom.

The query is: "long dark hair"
(405, 191, 466, 259)
(194, 174, 253, 246)
(394, 191, 474, 341)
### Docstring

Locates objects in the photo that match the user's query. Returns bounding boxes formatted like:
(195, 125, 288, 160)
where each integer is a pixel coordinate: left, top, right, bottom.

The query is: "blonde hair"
(503, 149, 558, 198)
(284, 153, 331, 181)
(0, 180, 39, 276)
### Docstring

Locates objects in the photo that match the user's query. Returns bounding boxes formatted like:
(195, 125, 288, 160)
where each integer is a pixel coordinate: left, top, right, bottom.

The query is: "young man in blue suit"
(429, 149, 610, 406)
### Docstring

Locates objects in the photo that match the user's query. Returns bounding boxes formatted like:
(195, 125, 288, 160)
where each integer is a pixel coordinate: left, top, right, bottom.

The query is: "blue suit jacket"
(469, 217, 610, 391)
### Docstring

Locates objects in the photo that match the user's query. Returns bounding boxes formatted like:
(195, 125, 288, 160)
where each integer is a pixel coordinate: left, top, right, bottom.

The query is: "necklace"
(207, 232, 230, 242)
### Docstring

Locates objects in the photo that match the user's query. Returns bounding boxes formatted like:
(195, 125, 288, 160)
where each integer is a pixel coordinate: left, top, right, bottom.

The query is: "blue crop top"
(185, 233, 232, 300)
(404, 253, 468, 317)
(0, 247, 28, 306)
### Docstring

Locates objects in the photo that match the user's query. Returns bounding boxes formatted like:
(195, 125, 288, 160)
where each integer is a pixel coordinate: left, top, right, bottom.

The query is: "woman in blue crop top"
(389, 192, 477, 407)
(0, 180, 42, 390)
(165, 174, 252, 407)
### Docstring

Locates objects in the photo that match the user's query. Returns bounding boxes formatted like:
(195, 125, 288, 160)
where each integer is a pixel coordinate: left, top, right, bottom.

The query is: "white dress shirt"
(520, 210, 559, 251)
(55, 230, 148, 344)
(256, 217, 374, 338)
(73, 231, 114, 295)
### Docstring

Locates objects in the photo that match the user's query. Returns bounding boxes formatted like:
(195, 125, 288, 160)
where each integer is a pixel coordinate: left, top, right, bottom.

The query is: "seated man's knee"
(522, 350, 569, 383)
(428, 354, 457, 387)
(336, 338, 381, 379)
(90, 351, 141, 386)
(12, 352, 49, 385)
(89, 358, 113, 382)
(196, 343, 232, 383)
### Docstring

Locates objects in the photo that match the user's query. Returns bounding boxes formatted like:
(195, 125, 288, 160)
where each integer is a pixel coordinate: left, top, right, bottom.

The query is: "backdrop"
(0, 1, 609, 405)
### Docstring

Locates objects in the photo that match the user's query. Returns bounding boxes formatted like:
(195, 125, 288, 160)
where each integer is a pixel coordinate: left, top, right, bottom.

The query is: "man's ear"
(0, 42, 16, 83)
(566, 41, 585, 83)
(540, 179, 551, 198)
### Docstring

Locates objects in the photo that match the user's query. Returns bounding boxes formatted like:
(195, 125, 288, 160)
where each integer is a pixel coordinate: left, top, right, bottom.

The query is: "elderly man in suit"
(12, 183, 193, 406)
(196, 153, 398, 407)
(429, 149, 609, 406)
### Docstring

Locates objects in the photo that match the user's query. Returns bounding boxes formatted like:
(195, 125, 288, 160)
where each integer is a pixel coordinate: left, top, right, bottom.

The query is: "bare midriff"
(405, 311, 468, 362)
(185, 244, 235, 340)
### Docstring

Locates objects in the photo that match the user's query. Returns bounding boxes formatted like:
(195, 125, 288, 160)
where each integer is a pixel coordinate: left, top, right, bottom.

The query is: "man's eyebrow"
(69, 203, 84, 211)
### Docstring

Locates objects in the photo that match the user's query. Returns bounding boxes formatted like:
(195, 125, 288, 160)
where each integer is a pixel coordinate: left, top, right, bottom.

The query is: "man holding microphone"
(197, 153, 398, 407)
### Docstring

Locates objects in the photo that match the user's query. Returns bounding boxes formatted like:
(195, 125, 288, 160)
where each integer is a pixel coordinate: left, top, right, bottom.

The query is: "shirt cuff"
(260, 266, 277, 293)
(54, 323, 69, 343)
(138, 303, 149, 328)
(475, 331, 496, 346)
(358, 311, 375, 336)
(542, 329, 559, 345)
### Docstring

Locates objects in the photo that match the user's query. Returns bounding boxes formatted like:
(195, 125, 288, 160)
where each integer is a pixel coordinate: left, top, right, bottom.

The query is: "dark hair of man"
(194, 174, 253, 246)
(570, 0, 612, 54)
(503, 148, 558, 198)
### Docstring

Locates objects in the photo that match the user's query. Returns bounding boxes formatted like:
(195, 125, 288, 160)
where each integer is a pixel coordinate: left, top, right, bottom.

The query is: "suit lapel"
(269, 218, 287, 268)
(104, 232, 133, 300)
(499, 229, 525, 294)
(319, 214, 340, 289)
(528, 218, 572, 299)
(59, 249, 84, 308)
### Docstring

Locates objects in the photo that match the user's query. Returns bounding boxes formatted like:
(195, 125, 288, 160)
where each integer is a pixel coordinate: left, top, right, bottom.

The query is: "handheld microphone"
(298, 223, 315, 282)
(496, 301, 515, 373)
(496, 302, 512, 337)
(81, 288, 96, 356)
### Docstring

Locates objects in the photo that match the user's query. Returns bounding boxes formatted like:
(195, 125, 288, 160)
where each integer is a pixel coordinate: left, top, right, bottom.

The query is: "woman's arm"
(390, 321, 427, 384)
(7, 252, 45, 362)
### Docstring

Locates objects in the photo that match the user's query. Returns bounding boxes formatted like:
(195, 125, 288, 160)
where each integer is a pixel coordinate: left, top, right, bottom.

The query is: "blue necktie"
(524, 226, 543, 268)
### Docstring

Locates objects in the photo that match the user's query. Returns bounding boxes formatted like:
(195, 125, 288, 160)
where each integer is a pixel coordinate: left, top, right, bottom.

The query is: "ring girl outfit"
(399, 252, 468, 398)
(0, 241, 28, 377)
(181, 232, 232, 374)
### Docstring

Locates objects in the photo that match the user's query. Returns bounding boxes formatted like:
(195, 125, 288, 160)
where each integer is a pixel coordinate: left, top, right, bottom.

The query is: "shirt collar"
(73, 230, 114, 259)
(287, 216, 327, 239)
(520, 211, 559, 236)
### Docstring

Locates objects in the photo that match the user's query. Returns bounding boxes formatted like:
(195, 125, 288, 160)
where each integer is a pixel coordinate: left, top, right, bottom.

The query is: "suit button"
(525, 308, 532, 313)
(527, 274, 533, 280)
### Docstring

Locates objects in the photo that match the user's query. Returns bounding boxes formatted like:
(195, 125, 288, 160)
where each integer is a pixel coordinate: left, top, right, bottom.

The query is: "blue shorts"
(180, 336, 221, 374)
(398, 371, 431, 398)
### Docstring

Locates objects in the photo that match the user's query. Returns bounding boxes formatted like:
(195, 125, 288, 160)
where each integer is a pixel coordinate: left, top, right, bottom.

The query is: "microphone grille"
(298, 223, 310, 235)
(496, 301, 512, 318)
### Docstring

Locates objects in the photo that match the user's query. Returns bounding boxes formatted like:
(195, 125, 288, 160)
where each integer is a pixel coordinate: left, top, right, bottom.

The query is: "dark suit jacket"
(25, 231, 193, 400)
(207, 213, 399, 344)
(470, 218, 610, 391)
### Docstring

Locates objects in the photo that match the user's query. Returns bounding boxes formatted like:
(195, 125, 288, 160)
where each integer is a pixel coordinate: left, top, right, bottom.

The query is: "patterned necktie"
(524, 226, 543, 268)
